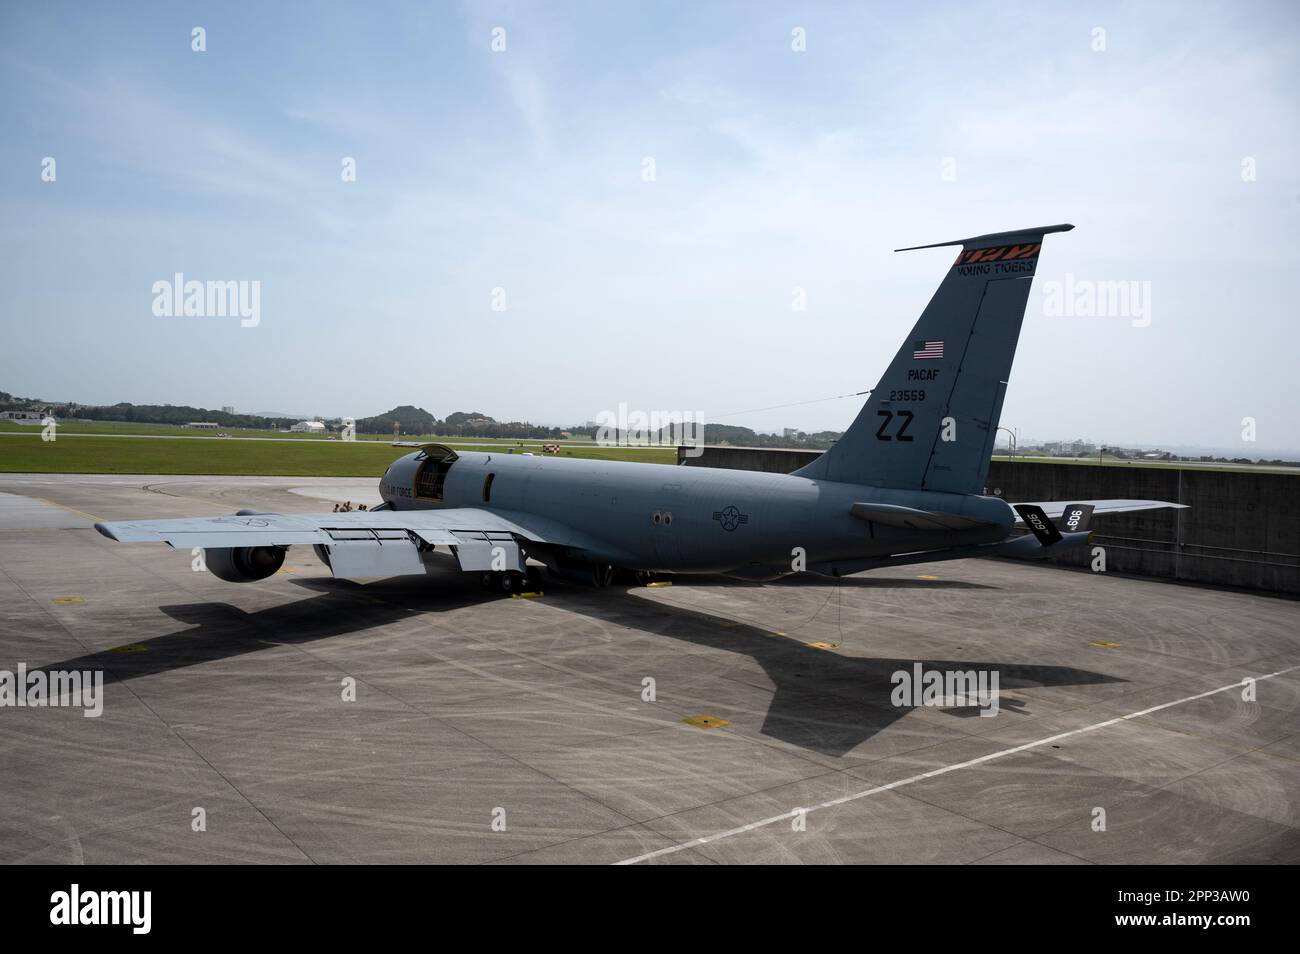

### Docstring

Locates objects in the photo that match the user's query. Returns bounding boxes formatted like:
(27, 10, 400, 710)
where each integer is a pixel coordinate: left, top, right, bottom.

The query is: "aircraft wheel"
(525, 566, 544, 589)
(499, 572, 523, 594)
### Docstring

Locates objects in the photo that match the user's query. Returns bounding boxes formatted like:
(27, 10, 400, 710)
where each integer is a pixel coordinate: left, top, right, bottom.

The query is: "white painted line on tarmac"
(616, 663, 1300, 864)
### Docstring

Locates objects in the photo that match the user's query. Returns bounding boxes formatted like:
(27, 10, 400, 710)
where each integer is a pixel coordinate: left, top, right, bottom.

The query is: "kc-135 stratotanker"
(97, 224, 1185, 591)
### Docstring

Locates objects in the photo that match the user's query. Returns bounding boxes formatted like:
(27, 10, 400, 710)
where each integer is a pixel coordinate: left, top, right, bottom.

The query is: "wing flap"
(327, 538, 427, 578)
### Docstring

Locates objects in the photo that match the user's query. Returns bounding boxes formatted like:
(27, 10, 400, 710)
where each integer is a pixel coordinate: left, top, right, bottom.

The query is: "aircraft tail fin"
(795, 224, 1073, 493)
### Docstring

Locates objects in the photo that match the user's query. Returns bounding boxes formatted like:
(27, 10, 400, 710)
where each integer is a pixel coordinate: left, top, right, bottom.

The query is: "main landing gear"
(481, 567, 544, 594)
(482, 563, 660, 592)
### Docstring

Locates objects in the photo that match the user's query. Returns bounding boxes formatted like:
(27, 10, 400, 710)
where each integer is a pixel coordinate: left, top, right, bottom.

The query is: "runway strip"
(616, 663, 1300, 864)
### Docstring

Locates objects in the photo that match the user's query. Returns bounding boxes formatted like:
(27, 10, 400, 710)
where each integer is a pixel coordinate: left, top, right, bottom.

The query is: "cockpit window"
(414, 446, 458, 501)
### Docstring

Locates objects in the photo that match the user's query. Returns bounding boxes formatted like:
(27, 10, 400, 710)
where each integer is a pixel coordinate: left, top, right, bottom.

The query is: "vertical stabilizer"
(795, 224, 1072, 493)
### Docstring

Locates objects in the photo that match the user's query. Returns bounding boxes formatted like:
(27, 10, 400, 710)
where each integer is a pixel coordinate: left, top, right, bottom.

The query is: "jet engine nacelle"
(204, 545, 287, 582)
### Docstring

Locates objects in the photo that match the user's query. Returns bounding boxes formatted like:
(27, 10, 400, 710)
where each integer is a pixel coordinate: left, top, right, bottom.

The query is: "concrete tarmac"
(0, 473, 1296, 864)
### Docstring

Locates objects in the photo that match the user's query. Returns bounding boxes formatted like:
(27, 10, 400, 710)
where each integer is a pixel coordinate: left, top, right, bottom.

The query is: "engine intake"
(204, 546, 287, 582)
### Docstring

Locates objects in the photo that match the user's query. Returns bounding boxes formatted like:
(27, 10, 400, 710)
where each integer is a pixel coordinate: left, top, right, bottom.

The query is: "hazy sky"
(2, 1, 1297, 451)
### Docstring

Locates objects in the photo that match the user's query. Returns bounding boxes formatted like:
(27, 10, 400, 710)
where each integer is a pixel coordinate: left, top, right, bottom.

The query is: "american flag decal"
(912, 340, 943, 360)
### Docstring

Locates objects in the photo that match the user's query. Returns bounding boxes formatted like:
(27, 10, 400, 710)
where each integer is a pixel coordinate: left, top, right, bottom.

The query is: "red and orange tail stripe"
(952, 243, 1041, 266)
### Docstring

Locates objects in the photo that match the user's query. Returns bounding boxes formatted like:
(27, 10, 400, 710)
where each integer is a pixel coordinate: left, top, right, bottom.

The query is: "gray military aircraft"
(96, 223, 1185, 592)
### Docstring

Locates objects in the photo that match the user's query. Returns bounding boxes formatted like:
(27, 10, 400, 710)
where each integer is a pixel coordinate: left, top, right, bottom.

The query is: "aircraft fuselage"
(380, 450, 1015, 574)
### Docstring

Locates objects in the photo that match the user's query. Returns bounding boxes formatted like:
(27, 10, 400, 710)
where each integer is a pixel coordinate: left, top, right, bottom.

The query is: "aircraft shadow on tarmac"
(553, 587, 1124, 756)
(662, 574, 998, 591)
(36, 571, 1122, 758)
(33, 577, 479, 684)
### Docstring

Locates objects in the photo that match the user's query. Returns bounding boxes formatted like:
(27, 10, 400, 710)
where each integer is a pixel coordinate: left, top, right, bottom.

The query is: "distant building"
(221, 406, 235, 414)
(290, 420, 326, 433)
(1041, 439, 1096, 456)
(0, 410, 44, 422)
(186, 422, 219, 429)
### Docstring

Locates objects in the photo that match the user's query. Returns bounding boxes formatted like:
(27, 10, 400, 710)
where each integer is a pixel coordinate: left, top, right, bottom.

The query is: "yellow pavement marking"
(645, 581, 672, 587)
(683, 715, 730, 730)
(1088, 640, 1122, 649)
(277, 568, 296, 574)
(32, 497, 105, 522)
(108, 644, 148, 654)
(916, 574, 940, 580)
(52, 596, 83, 604)
(511, 591, 544, 599)
(806, 641, 838, 650)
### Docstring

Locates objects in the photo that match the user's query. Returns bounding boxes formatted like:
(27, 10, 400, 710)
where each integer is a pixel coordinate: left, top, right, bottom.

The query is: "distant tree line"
(697, 424, 840, 449)
(0, 391, 842, 447)
(354, 406, 567, 439)
(0, 394, 293, 429)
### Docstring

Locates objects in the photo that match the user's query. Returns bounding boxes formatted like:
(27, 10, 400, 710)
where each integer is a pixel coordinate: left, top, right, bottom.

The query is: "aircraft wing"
(94, 508, 543, 549)
(94, 508, 620, 579)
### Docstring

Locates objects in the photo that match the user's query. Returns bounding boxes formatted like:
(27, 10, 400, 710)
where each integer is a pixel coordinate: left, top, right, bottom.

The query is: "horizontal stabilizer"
(850, 502, 998, 531)
(809, 528, 1091, 576)
(894, 223, 1074, 252)
(1012, 499, 1188, 526)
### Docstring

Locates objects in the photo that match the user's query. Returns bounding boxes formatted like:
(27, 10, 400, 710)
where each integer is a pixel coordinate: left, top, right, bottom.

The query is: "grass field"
(0, 433, 674, 476)
(3, 430, 1291, 478)
(0, 419, 599, 444)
